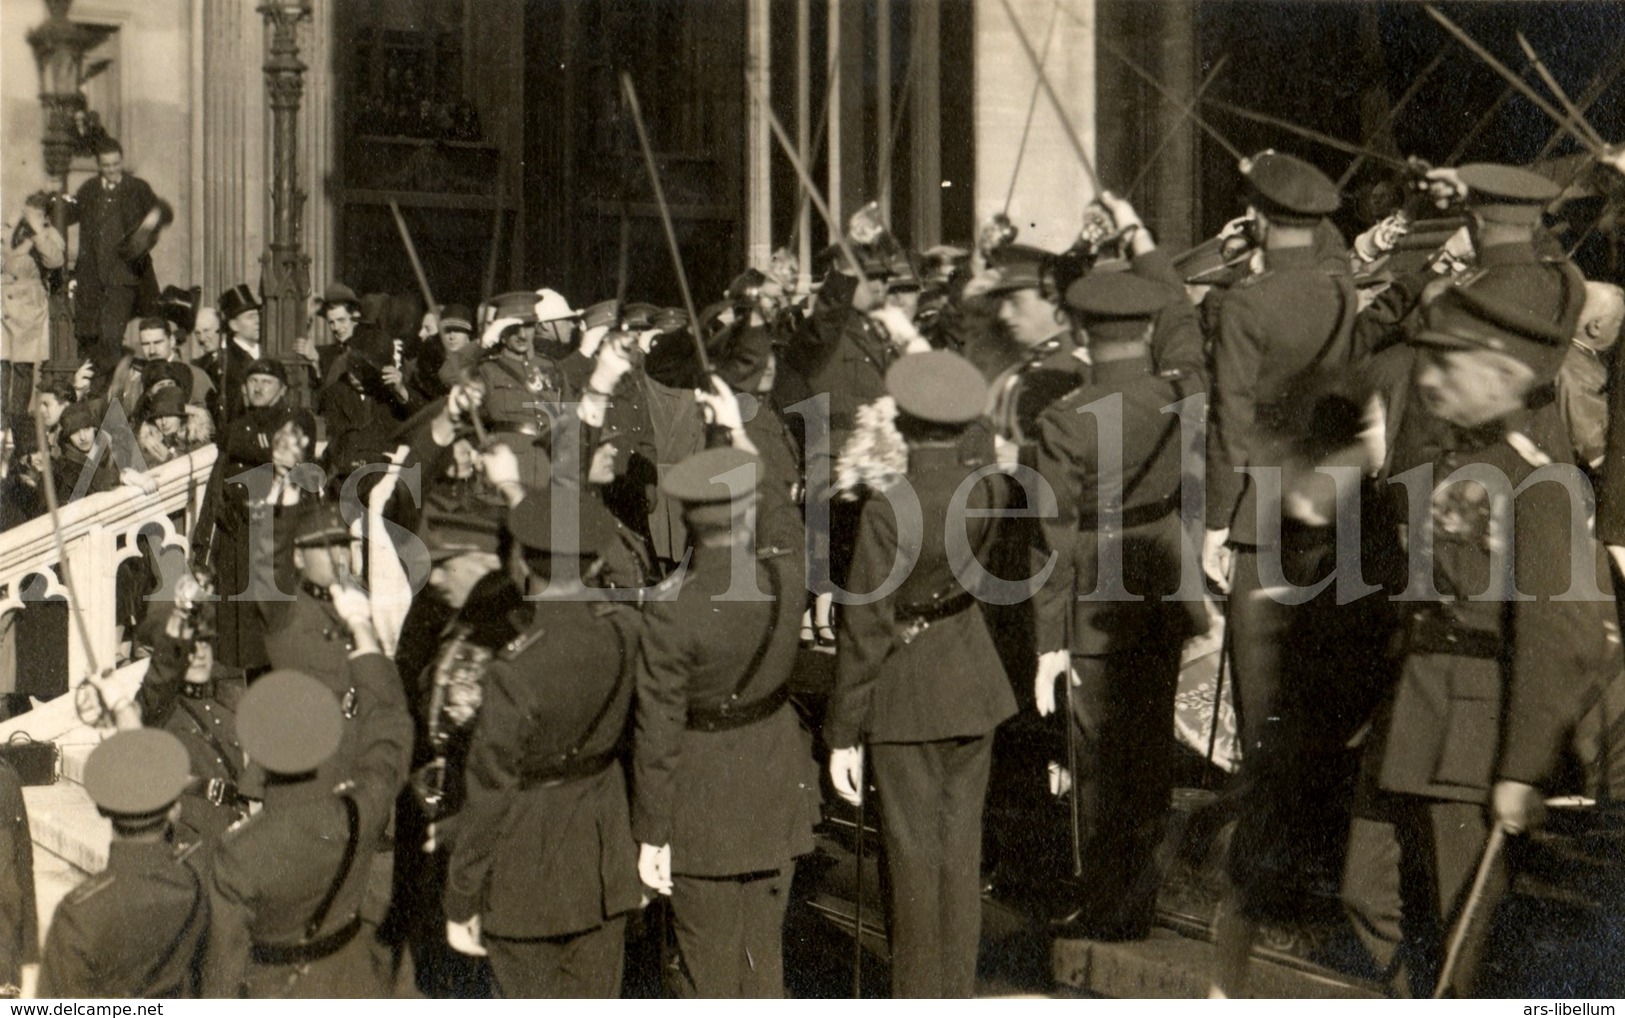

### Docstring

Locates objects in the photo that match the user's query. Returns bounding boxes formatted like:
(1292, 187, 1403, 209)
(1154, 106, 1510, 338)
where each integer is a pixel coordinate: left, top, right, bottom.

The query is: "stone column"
(258, 0, 311, 359)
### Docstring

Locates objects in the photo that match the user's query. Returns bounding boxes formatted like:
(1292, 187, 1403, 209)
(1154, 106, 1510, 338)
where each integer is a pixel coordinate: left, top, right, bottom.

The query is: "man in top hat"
(825, 351, 1014, 997)
(1338, 278, 1618, 998)
(1202, 150, 1358, 757)
(213, 283, 266, 419)
(632, 446, 819, 997)
(204, 588, 413, 998)
(443, 484, 644, 997)
(39, 730, 208, 998)
(198, 354, 317, 672)
(1028, 263, 1204, 942)
(66, 138, 164, 367)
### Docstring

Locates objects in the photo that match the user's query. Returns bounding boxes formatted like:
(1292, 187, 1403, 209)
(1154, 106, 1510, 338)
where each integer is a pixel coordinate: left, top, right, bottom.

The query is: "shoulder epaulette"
(173, 840, 203, 865)
(1157, 368, 1190, 381)
(65, 872, 115, 905)
(499, 625, 548, 660)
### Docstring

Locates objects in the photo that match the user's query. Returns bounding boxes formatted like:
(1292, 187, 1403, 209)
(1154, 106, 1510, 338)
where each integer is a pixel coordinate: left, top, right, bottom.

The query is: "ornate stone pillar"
(258, 0, 312, 358)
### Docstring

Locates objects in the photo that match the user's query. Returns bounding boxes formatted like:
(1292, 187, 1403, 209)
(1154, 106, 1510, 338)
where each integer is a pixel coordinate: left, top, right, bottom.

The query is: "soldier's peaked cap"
(1457, 163, 1559, 224)
(661, 447, 762, 504)
(1239, 150, 1341, 218)
(1066, 270, 1171, 320)
(237, 671, 343, 775)
(887, 351, 988, 425)
(981, 244, 1055, 295)
(84, 729, 191, 817)
(506, 486, 619, 557)
(1413, 275, 1569, 380)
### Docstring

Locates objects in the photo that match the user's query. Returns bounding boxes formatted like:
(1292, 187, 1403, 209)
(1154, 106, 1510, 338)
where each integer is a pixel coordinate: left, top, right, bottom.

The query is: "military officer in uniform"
(136, 593, 251, 848)
(476, 289, 581, 489)
(1029, 269, 1203, 940)
(263, 502, 359, 699)
(1339, 279, 1618, 998)
(442, 487, 643, 997)
(1201, 150, 1359, 756)
(632, 446, 820, 997)
(825, 351, 1016, 997)
(980, 244, 1091, 446)
(205, 585, 412, 998)
(0, 759, 35, 997)
(39, 730, 208, 998)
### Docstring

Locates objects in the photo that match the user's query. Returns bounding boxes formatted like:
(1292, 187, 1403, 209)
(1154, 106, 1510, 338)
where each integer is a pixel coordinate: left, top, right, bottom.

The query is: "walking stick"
(1432, 822, 1509, 998)
(32, 407, 102, 680)
(388, 200, 439, 313)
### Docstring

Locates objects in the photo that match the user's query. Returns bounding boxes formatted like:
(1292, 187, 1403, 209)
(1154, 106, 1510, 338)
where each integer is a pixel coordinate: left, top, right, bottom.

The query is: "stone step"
(1053, 928, 1384, 999)
(23, 781, 110, 877)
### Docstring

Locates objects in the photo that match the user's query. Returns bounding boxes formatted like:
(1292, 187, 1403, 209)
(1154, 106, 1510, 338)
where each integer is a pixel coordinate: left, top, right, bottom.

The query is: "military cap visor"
(84, 729, 192, 816)
(1240, 150, 1341, 218)
(292, 503, 352, 548)
(238, 671, 344, 775)
(887, 350, 988, 425)
(981, 245, 1053, 295)
(1458, 163, 1558, 224)
(243, 357, 287, 384)
(661, 447, 763, 505)
(422, 507, 503, 562)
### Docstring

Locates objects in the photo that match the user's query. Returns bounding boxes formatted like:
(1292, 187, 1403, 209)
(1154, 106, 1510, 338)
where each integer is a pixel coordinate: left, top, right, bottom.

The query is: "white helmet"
(534, 288, 579, 324)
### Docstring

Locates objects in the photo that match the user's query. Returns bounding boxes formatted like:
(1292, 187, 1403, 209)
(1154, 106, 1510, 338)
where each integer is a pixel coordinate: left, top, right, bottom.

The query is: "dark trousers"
(668, 867, 792, 997)
(79, 284, 139, 370)
(1340, 796, 1501, 997)
(486, 915, 628, 998)
(869, 735, 993, 998)
(1065, 643, 1182, 937)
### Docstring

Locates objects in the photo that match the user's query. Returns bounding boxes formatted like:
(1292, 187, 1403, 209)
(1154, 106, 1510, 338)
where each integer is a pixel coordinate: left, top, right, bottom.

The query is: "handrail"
(0, 445, 216, 576)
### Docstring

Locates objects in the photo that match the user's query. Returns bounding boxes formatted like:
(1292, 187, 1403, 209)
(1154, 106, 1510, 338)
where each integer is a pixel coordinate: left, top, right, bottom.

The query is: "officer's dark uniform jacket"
(39, 838, 208, 998)
(477, 348, 576, 440)
(788, 271, 895, 449)
(1368, 424, 1615, 802)
(1030, 354, 1200, 655)
(204, 652, 412, 997)
(825, 439, 1018, 748)
(138, 630, 250, 845)
(264, 581, 355, 703)
(987, 337, 1089, 446)
(444, 597, 643, 938)
(0, 762, 37, 991)
(1206, 244, 1358, 544)
(631, 546, 819, 875)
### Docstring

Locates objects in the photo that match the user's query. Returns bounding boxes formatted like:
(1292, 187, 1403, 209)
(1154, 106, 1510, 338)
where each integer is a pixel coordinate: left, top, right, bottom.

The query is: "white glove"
(588, 334, 635, 394)
(481, 316, 523, 350)
(446, 916, 488, 957)
(638, 842, 673, 896)
(330, 584, 373, 632)
(1353, 212, 1409, 262)
(578, 324, 610, 360)
(868, 305, 929, 353)
(694, 375, 745, 433)
(1424, 167, 1467, 209)
(829, 745, 864, 807)
(1492, 780, 1547, 835)
(1046, 762, 1073, 798)
(1033, 649, 1077, 718)
(478, 442, 521, 490)
(1202, 528, 1233, 594)
(1217, 214, 1253, 243)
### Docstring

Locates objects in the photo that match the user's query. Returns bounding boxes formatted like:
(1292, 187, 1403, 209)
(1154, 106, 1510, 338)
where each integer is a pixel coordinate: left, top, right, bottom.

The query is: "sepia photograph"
(0, 0, 1623, 1001)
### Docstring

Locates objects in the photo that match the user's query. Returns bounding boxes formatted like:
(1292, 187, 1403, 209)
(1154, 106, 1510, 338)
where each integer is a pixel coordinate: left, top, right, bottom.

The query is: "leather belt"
(250, 915, 362, 967)
(1078, 490, 1180, 530)
(185, 776, 240, 808)
(1405, 609, 1502, 660)
(687, 685, 790, 733)
(516, 748, 619, 790)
